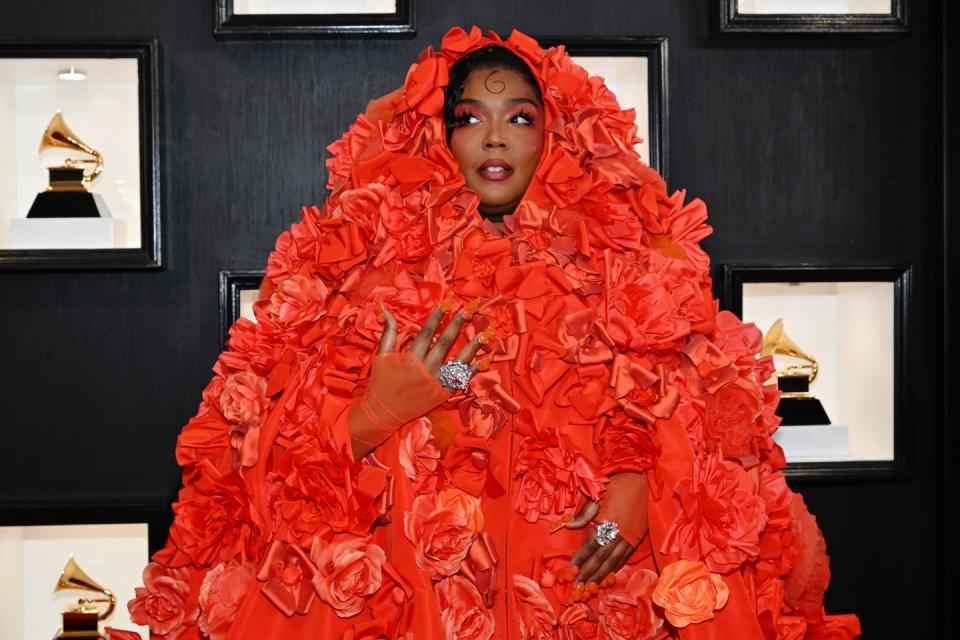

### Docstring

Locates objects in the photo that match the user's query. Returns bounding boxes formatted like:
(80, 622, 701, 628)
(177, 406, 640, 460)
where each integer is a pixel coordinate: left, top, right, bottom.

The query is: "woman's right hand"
(349, 304, 484, 460)
(376, 305, 484, 375)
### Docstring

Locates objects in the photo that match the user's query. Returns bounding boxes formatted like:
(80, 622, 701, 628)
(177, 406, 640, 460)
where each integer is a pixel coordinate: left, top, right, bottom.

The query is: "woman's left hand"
(561, 472, 650, 591)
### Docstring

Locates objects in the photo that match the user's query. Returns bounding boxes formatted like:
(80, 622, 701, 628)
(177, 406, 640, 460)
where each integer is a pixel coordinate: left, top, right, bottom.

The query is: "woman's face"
(449, 67, 545, 218)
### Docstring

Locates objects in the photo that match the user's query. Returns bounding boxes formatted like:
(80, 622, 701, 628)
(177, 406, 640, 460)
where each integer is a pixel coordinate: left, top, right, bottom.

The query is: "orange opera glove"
(349, 351, 451, 459)
(598, 471, 649, 547)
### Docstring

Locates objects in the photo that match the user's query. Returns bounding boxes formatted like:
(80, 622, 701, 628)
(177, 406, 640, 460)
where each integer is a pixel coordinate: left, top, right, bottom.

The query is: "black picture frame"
(219, 269, 264, 347)
(716, 0, 910, 35)
(536, 36, 669, 183)
(214, 0, 415, 38)
(0, 40, 162, 271)
(719, 264, 912, 481)
(0, 496, 172, 557)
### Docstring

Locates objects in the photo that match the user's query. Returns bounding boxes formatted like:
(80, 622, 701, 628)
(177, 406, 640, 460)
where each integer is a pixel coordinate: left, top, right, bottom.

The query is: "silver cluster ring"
(437, 360, 472, 390)
(594, 520, 620, 548)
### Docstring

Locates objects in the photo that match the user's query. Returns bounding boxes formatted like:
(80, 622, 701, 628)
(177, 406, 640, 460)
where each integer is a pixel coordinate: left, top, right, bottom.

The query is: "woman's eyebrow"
(455, 97, 541, 107)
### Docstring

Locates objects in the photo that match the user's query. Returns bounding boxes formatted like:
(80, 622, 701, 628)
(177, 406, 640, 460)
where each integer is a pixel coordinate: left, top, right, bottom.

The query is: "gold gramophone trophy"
(761, 318, 831, 426)
(54, 555, 116, 639)
(26, 110, 111, 219)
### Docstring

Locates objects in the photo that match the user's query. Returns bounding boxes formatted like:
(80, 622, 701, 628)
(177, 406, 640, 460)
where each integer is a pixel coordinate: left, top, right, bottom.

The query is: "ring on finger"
(594, 521, 620, 548)
(437, 360, 471, 390)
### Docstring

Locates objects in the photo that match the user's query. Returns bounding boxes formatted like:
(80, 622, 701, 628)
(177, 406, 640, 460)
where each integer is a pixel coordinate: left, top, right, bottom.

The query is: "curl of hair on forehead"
(443, 45, 543, 143)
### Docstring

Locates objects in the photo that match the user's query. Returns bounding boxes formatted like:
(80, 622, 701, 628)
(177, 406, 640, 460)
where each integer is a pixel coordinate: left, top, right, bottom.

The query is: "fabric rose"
(606, 260, 693, 352)
(272, 430, 381, 545)
(310, 535, 387, 618)
(175, 413, 230, 468)
(168, 460, 258, 567)
(513, 575, 556, 639)
(334, 183, 392, 239)
(662, 454, 767, 574)
(598, 568, 663, 640)
(398, 417, 445, 494)
(266, 274, 330, 326)
(627, 186, 712, 278)
(198, 561, 255, 640)
(594, 413, 659, 476)
(401, 56, 449, 116)
(609, 353, 681, 425)
(257, 539, 317, 617)
(435, 575, 495, 640)
(558, 602, 599, 640)
(218, 370, 268, 468)
(540, 147, 594, 207)
(128, 563, 200, 640)
(703, 378, 764, 460)
(219, 371, 267, 427)
(513, 411, 606, 522)
(404, 487, 484, 579)
(651, 559, 729, 628)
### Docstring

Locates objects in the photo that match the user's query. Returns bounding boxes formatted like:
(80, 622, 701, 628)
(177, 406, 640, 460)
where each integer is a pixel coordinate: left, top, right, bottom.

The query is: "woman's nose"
(483, 125, 506, 148)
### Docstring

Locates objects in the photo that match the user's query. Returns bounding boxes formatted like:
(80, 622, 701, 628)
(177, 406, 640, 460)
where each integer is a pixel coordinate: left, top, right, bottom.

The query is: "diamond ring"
(437, 360, 471, 390)
(594, 521, 620, 548)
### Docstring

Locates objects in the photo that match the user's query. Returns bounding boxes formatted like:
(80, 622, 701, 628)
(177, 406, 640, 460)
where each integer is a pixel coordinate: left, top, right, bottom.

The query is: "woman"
(128, 28, 860, 640)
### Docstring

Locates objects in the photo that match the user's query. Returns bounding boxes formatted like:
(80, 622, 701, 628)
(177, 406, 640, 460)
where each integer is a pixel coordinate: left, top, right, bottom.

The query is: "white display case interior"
(0, 40, 160, 270)
(233, 0, 397, 14)
(0, 523, 149, 640)
(742, 281, 895, 463)
(717, 0, 908, 33)
(0, 57, 141, 251)
(737, 0, 892, 14)
(215, 0, 414, 37)
(721, 264, 910, 480)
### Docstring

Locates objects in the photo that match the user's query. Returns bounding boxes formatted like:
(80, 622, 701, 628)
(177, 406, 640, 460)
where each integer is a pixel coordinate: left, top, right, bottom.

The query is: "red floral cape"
(129, 27, 860, 640)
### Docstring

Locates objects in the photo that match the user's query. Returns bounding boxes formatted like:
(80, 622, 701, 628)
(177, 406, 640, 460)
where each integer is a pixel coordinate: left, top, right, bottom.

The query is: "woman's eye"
(511, 112, 535, 125)
(456, 113, 480, 126)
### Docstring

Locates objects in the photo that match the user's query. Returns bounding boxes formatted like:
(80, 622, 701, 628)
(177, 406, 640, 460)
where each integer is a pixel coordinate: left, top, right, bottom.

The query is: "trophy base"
(776, 396, 831, 426)
(26, 191, 110, 219)
(57, 611, 104, 639)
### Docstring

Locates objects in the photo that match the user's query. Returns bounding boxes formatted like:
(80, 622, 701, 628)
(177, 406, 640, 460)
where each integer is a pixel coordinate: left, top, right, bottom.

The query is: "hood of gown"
(258, 26, 720, 360)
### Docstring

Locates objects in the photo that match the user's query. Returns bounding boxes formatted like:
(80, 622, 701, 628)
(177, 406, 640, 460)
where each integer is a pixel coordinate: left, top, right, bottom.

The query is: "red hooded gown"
(128, 27, 861, 640)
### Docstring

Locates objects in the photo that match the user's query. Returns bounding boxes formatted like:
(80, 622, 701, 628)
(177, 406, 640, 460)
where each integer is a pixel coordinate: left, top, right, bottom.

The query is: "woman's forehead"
(460, 68, 541, 103)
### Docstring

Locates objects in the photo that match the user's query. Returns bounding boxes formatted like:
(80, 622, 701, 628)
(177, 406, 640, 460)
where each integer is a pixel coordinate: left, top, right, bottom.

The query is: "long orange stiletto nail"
(440, 289, 456, 313)
(478, 321, 498, 345)
(601, 573, 616, 588)
(476, 352, 496, 373)
(462, 299, 482, 320)
(549, 514, 573, 534)
(374, 294, 385, 322)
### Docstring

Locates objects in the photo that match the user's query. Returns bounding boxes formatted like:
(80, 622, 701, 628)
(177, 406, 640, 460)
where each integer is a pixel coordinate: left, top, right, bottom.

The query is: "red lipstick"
(478, 158, 513, 181)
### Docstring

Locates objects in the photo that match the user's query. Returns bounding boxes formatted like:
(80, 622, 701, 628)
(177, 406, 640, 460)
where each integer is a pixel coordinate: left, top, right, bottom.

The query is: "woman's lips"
(478, 159, 513, 181)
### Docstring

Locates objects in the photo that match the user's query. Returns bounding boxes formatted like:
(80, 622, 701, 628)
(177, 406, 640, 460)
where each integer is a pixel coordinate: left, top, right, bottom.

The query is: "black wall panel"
(0, 1, 947, 635)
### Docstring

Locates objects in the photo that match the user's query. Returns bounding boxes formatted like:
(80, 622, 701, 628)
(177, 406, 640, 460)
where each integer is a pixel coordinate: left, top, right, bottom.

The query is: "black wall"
(0, 1, 948, 636)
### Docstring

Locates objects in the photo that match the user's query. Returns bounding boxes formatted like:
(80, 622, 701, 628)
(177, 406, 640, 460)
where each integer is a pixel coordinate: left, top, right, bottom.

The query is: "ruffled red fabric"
(130, 25, 858, 640)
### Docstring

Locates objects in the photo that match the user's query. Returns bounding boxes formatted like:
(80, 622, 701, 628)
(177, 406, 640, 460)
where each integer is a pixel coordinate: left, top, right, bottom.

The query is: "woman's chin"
(478, 199, 520, 219)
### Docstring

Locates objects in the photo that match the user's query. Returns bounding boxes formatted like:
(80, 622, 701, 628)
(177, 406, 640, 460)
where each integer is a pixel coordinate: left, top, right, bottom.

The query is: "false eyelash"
(516, 110, 536, 123)
(454, 110, 479, 126)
